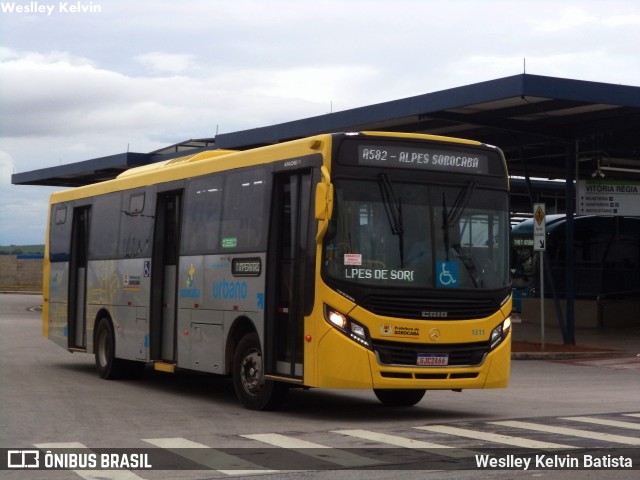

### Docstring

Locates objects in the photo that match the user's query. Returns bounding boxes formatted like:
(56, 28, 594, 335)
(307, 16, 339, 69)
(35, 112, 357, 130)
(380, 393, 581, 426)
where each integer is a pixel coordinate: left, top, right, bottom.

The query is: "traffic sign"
(533, 203, 546, 251)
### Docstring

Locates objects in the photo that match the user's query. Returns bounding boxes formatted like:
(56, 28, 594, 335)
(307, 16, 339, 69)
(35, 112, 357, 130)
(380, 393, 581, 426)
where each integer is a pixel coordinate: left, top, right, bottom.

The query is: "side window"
(89, 192, 121, 259)
(220, 168, 269, 251)
(49, 204, 72, 262)
(120, 190, 155, 258)
(182, 175, 223, 254)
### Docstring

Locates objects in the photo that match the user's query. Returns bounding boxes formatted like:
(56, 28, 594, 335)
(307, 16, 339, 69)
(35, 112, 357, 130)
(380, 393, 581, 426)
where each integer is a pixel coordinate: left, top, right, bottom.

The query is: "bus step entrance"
(153, 361, 176, 373)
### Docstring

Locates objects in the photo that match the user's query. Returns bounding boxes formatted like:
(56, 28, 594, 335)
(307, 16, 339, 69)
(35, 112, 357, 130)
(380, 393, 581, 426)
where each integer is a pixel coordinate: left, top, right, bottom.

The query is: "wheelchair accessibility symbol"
(436, 260, 458, 288)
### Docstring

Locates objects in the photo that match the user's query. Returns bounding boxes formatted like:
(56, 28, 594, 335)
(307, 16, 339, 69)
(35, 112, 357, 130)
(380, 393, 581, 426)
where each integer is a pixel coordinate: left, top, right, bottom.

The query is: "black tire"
(94, 317, 128, 379)
(232, 332, 288, 410)
(373, 388, 426, 407)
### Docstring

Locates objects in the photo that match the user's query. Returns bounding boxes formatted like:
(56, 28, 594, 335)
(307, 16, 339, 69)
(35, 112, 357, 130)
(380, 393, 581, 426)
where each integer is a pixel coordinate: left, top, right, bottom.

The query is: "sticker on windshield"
(344, 253, 362, 266)
(222, 237, 237, 249)
(436, 260, 458, 288)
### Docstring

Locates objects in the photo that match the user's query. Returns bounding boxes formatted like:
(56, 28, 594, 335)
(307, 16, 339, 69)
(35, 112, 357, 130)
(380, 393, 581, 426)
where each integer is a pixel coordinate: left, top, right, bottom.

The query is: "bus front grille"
(360, 295, 497, 320)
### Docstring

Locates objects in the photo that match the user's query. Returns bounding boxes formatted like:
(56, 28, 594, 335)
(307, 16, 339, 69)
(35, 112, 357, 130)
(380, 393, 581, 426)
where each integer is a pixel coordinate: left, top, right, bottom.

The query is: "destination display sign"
(357, 145, 490, 174)
(577, 180, 640, 216)
(232, 257, 261, 276)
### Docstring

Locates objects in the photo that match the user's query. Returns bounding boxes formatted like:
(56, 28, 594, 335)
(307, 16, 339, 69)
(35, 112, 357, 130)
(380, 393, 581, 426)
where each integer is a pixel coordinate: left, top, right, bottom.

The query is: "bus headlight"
(323, 304, 372, 349)
(490, 316, 512, 349)
(327, 309, 347, 329)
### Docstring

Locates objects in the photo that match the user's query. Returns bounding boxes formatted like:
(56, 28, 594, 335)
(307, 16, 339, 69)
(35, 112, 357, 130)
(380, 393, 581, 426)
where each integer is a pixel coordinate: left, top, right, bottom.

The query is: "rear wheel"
(94, 317, 128, 379)
(373, 388, 426, 407)
(233, 332, 288, 410)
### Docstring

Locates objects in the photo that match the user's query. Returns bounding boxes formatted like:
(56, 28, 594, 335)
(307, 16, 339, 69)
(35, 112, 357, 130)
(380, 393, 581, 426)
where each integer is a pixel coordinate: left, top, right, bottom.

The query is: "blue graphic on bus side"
(180, 263, 201, 298)
(257, 293, 264, 310)
(436, 260, 458, 287)
(213, 278, 247, 300)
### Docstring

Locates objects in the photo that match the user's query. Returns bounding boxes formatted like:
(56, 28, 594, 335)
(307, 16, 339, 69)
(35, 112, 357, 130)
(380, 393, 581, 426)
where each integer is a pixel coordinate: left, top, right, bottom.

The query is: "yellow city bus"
(43, 131, 512, 410)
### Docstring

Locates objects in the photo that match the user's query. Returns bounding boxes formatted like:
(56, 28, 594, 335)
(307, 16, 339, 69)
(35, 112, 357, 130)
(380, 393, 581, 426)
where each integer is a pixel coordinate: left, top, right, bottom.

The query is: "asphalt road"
(1, 293, 639, 479)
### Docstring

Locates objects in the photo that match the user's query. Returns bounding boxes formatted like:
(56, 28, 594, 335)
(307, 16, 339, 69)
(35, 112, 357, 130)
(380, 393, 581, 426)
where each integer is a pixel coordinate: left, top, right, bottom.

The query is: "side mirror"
(315, 183, 333, 220)
(315, 166, 334, 242)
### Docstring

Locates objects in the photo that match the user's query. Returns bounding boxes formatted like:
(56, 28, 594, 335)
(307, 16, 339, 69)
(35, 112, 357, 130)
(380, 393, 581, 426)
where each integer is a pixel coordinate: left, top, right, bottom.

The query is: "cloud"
(533, 6, 599, 33)
(0, 47, 381, 146)
(603, 14, 640, 26)
(134, 52, 198, 74)
(0, 151, 57, 245)
(2, 0, 640, 244)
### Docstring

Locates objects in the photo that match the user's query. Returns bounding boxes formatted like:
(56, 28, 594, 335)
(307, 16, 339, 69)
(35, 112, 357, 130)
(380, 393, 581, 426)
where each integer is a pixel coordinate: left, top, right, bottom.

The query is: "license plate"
(417, 353, 449, 366)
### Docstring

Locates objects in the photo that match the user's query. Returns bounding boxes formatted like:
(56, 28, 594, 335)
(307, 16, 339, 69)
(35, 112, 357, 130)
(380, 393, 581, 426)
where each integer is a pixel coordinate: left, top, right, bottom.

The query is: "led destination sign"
(358, 145, 490, 174)
(232, 257, 261, 276)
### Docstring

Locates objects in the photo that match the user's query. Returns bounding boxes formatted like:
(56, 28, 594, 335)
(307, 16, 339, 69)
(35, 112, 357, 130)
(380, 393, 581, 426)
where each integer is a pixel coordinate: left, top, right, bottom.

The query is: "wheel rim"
(97, 327, 109, 368)
(240, 348, 264, 396)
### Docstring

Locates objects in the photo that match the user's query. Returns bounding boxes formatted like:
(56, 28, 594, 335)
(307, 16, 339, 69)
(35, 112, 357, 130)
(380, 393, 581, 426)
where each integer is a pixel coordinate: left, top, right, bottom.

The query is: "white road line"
(491, 421, 640, 446)
(241, 433, 384, 467)
(413, 425, 576, 449)
(34, 442, 145, 480)
(561, 416, 640, 431)
(143, 437, 276, 476)
(624, 413, 640, 418)
(332, 429, 475, 459)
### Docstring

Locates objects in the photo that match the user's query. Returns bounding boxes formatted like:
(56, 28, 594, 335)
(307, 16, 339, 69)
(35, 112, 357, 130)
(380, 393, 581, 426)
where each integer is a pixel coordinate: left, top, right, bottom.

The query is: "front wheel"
(373, 388, 426, 407)
(232, 332, 288, 410)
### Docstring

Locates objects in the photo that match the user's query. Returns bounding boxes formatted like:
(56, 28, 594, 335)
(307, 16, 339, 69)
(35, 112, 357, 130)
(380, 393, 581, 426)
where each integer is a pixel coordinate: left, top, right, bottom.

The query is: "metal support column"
(564, 140, 577, 344)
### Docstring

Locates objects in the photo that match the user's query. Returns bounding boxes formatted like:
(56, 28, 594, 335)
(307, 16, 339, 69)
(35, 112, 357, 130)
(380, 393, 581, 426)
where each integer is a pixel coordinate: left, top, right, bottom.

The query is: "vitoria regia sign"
(577, 180, 640, 216)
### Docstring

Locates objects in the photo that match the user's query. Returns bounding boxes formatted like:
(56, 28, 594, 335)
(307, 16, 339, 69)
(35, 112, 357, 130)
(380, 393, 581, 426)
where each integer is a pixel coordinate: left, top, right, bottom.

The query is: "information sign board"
(577, 180, 640, 216)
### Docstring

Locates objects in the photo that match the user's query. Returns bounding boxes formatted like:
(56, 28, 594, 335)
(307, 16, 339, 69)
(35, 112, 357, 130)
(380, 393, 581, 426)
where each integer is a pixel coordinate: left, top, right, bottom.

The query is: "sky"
(1, 0, 640, 245)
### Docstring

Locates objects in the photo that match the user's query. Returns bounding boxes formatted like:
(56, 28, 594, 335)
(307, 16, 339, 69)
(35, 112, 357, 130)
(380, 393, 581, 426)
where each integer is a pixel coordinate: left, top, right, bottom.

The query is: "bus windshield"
(323, 177, 509, 290)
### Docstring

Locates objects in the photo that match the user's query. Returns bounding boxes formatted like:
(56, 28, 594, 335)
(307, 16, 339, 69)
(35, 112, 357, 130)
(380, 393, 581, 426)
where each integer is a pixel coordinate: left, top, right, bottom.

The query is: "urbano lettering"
(213, 278, 248, 299)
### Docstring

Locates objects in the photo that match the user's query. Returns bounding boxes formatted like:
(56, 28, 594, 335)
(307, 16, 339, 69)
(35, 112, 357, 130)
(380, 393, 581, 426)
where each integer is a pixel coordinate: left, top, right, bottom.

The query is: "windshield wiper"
(442, 181, 479, 286)
(378, 174, 405, 267)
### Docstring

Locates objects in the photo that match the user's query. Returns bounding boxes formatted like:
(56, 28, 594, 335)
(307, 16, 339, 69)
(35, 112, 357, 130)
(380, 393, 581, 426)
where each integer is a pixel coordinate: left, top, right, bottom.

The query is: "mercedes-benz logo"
(429, 328, 441, 342)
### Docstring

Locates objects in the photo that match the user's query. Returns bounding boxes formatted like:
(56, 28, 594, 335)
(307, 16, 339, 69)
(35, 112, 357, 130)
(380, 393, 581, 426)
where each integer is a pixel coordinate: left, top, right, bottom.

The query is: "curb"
(0, 291, 42, 295)
(512, 351, 632, 360)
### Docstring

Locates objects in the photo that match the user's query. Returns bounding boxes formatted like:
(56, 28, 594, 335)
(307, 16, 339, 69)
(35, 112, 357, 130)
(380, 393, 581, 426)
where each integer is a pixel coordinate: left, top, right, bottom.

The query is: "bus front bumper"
(314, 327, 511, 390)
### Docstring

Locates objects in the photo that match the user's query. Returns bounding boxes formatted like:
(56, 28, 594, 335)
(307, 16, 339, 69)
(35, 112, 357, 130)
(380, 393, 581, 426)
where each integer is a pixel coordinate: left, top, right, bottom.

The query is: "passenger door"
(266, 171, 315, 379)
(68, 206, 91, 349)
(150, 190, 182, 362)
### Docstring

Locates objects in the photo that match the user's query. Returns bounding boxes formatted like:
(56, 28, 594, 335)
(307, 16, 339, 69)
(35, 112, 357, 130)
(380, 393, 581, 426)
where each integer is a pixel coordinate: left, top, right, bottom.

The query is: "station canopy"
(12, 73, 640, 218)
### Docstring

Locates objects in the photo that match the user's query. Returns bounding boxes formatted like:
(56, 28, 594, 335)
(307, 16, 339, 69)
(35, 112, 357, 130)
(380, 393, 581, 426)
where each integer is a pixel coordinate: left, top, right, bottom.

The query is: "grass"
(0, 245, 45, 255)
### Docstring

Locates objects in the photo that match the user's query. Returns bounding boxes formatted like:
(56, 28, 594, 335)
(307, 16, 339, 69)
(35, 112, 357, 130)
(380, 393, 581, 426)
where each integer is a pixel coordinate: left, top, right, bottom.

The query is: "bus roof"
(48, 134, 334, 204)
(47, 131, 501, 205)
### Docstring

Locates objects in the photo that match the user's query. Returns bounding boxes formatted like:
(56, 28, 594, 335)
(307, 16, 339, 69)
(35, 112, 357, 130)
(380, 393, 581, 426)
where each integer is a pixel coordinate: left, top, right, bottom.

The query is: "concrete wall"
(0, 256, 43, 291)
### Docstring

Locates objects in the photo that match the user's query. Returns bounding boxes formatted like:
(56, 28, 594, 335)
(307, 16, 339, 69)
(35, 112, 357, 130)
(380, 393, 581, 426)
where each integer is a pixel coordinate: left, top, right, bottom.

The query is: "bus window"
(220, 169, 269, 251)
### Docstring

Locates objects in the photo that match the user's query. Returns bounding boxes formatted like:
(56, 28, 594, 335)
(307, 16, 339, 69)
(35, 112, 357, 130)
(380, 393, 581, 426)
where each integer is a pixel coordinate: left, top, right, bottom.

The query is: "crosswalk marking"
(561, 416, 640, 431)
(241, 433, 382, 467)
(413, 425, 576, 449)
(34, 442, 145, 480)
(332, 429, 474, 458)
(143, 437, 276, 476)
(30, 412, 640, 477)
(491, 420, 640, 445)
